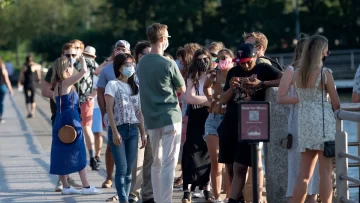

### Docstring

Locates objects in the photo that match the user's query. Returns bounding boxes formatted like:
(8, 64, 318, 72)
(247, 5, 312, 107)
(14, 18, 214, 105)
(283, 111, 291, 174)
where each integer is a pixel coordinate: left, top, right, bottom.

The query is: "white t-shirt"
(93, 75, 99, 109)
(104, 80, 140, 126)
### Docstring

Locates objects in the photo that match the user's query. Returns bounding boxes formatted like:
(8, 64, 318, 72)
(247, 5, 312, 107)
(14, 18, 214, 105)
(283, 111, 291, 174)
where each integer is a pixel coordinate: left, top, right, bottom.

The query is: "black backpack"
(259, 56, 286, 71)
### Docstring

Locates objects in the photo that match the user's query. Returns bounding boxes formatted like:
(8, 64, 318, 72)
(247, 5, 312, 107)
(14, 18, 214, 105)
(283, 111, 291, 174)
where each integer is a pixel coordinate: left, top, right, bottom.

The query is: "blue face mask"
(122, 66, 135, 78)
(69, 57, 77, 66)
(176, 59, 184, 70)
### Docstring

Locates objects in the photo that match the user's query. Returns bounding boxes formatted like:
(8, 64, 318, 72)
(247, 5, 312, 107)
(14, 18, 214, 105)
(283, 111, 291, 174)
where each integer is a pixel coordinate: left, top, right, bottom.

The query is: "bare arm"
(105, 95, 117, 132)
(17, 67, 25, 87)
(185, 78, 208, 105)
(138, 109, 147, 149)
(36, 66, 42, 83)
(325, 70, 340, 110)
(97, 87, 106, 116)
(203, 74, 214, 100)
(277, 67, 299, 104)
(177, 85, 186, 93)
(220, 88, 233, 104)
(41, 81, 53, 98)
(1, 67, 13, 95)
(95, 59, 111, 75)
(62, 56, 87, 90)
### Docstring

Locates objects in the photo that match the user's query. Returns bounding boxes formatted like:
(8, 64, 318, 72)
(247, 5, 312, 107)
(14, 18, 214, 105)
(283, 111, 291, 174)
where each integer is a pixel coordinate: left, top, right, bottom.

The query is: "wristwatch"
(261, 81, 266, 88)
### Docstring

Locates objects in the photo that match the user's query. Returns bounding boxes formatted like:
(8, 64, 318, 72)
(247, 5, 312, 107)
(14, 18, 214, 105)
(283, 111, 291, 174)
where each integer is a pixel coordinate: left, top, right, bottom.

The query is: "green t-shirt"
(137, 54, 185, 129)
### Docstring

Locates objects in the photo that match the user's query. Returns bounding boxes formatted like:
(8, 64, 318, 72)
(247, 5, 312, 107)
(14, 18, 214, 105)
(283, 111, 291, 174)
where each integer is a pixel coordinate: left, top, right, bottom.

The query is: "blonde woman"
(278, 37, 320, 203)
(281, 35, 340, 203)
(50, 56, 102, 195)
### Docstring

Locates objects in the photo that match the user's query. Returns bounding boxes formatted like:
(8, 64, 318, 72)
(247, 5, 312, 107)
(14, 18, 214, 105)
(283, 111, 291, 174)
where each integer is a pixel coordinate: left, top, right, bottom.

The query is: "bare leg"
(83, 126, 95, 154)
(59, 175, 70, 188)
(292, 150, 318, 203)
(94, 132, 103, 157)
(206, 135, 222, 200)
(317, 151, 333, 203)
(105, 144, 114, 180)
(31, 102, 36, 115)
(78, 168, 90, 187)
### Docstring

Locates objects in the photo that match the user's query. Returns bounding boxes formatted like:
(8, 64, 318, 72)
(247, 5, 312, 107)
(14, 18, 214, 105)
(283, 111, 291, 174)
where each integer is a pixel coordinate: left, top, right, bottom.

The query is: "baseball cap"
(236, 43, 257, 63)
(114, 40, 130, 51)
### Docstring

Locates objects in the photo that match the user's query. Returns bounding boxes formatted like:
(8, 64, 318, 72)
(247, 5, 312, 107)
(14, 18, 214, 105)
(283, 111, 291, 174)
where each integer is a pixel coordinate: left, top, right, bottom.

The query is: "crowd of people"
(0, 22, 344, 203)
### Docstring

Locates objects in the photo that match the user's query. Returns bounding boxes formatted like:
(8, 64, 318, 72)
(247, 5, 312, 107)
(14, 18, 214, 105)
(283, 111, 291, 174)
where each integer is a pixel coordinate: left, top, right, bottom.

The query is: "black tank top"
(23, 64, 34, 87)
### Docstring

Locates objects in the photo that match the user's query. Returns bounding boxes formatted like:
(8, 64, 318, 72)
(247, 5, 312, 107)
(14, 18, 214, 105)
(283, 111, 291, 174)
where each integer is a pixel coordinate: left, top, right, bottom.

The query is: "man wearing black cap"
(219, 43, 282, 203)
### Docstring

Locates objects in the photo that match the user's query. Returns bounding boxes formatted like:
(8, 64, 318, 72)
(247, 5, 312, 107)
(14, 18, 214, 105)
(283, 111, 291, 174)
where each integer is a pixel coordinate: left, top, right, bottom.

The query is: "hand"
(230, 77, 241, 89)
(79, 56, 88, 73)
(242, 78, 261, 89)
(140, 135, 147, 149)
(112, 131, 122, 146)
(9, 89, 14, 96)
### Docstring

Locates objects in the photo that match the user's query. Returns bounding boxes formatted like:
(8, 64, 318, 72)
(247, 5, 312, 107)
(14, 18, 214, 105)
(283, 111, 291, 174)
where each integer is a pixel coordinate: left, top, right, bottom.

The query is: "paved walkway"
(0, 89, 195, 203)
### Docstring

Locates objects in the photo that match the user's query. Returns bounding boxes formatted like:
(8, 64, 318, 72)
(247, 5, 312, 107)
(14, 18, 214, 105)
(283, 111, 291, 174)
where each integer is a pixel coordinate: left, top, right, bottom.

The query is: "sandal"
(102, 180, 112, 188)
(203, 190, 214, 203)
(105, 195, 118, 202)
(173, 176, 183, 187)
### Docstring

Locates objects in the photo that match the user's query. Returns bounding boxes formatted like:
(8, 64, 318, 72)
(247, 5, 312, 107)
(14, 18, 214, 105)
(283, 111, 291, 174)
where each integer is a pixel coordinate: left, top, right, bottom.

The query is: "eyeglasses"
(65, 54, 77, 58)
(124, 62, 136, 67)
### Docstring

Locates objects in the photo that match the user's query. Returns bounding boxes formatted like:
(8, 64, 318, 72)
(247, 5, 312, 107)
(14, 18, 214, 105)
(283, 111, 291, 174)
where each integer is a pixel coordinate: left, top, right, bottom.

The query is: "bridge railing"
(335, 103, 360, 203)
(267, 49, 360, 80)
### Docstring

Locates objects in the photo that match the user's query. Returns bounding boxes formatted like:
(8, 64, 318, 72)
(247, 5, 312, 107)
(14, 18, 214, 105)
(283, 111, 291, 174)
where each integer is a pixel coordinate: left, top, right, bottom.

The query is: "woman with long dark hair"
(0, 56, 13, 123)
(18, 55, 42, 118)
(182, 47, 213, 203)
(105, 53, 146, 203)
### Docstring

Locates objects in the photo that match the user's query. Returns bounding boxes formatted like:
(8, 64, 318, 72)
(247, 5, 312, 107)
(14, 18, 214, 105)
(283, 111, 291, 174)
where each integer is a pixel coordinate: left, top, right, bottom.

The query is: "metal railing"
(267, 49, 360, 80)
(335, 103, 360, 203)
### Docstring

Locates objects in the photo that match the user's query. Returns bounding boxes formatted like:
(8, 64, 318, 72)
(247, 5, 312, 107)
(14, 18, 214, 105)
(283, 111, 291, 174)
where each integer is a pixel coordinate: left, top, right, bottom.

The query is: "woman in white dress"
(280, 35, 340, 203)
(278, 36, 320, 203)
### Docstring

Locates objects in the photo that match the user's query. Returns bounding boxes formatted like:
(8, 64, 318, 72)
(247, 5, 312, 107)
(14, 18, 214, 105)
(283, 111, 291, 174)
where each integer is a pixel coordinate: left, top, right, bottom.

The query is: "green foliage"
(0, 0, 360, 63)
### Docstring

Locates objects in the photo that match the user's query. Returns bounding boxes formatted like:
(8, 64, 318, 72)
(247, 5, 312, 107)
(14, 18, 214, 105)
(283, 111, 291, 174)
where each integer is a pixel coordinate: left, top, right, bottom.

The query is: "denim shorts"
(203, 113, 224, 139)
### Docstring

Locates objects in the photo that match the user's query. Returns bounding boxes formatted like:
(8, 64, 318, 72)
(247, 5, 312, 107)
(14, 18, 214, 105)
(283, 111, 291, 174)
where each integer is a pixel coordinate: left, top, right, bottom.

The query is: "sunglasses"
(65, 54, 77, 58)
(210, 53, 218, 58)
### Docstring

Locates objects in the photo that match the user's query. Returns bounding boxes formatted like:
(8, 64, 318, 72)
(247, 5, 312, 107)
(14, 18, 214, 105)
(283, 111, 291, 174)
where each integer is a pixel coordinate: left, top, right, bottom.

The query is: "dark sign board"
(238, 102, 270, 142)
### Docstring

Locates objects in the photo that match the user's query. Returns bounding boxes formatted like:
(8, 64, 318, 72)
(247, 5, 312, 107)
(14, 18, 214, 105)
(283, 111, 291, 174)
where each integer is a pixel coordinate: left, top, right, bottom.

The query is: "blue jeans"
(108, 123, 139, 202)
(0, 84, 7, 117)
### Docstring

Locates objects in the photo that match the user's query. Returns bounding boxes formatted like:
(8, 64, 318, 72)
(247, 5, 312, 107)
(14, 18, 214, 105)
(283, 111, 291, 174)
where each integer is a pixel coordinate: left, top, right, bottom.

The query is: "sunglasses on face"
(210, 53, 217, 58)
(65, 54, 77, 58)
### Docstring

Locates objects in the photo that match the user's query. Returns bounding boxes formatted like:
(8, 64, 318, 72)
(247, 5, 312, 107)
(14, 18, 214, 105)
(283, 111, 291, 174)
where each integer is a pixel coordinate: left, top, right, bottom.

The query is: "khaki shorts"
(80, 99, 94, 126)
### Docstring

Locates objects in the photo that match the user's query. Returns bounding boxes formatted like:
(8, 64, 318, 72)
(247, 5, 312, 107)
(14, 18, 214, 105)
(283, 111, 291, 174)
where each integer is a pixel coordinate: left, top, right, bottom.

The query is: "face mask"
(122, 66, 135, 78)
(219, 58, 232, 71)
(197, 58, 210, 72)
(176, 59, 184, 70)
(163, 40, 169, 51)
(322, 56, 327, 63)
(69, 57, 77, 66)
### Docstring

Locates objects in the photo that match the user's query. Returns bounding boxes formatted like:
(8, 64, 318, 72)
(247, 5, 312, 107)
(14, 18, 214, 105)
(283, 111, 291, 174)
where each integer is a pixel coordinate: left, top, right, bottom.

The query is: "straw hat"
(83, 46, 96, 58)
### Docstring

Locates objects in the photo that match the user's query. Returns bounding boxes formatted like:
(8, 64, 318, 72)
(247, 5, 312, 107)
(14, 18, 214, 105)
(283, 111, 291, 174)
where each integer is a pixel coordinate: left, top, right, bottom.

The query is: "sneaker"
(82, 186, 103, 195)
(68, 177, 82, 188)
(62, 186, 81, 195)
(90, 158, 99, 170)
(95, 156, 101, 163)
(55, 180, 63, 192)
(192, 188, 204, 198)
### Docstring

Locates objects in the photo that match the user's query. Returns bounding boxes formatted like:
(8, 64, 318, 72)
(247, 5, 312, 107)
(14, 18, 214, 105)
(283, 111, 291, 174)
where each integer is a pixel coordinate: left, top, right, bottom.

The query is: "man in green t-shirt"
(137, 23, 185, 203)
(41, 42, 82, 192)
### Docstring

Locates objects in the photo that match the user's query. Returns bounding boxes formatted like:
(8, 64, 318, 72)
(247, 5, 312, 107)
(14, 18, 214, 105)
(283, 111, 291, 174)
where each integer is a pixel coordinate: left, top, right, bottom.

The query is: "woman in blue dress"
(50, 56, 102, 195)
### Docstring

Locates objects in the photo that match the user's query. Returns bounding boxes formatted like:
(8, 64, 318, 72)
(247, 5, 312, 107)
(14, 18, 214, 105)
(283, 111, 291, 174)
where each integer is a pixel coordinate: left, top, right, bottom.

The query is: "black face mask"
(197, 58, 210, 72)
(322, 56, 327, 63)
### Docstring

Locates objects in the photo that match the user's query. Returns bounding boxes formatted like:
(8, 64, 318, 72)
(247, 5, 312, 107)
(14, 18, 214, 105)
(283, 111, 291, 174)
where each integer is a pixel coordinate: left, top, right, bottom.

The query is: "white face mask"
(163, 39, 169, 51)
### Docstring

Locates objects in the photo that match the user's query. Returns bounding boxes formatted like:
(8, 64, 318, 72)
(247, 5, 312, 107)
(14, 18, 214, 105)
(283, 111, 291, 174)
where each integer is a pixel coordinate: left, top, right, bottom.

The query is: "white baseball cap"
(114, 40, 130, 51)
(83, 46, 96, 58)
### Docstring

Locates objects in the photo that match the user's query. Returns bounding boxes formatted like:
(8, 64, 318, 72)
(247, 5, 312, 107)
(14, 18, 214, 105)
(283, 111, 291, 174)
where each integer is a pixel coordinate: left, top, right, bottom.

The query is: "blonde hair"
(243, 32, 268, 51)
(69, 39, 84, 50)
(292, 34, 309, 69)
(218, 48, 235, 59)
(208, 41, 225, 52)
(51, 57, 71, 86)
(146, 23, 168, 44)
(298, 35, 328, 86)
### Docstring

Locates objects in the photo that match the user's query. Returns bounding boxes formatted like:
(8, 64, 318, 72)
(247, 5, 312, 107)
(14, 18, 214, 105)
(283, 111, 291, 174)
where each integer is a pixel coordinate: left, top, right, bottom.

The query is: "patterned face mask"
(196, 58, 210, 72)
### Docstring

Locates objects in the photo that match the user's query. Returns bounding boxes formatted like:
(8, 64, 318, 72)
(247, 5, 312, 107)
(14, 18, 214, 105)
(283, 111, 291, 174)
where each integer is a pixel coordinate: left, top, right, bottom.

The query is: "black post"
(251, 142, 259, 203)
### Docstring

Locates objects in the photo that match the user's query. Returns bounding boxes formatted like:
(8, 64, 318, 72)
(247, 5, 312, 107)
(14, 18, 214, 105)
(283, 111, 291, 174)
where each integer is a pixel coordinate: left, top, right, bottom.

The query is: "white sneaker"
(61, 186, 81, 195)
(192, 188, 204, 198)
(82, 186, 103, 195)
(55, 180, 63, 192)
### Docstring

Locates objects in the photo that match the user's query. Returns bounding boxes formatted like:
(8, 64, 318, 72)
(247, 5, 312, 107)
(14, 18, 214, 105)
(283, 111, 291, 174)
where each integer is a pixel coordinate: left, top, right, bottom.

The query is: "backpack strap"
(259, 56, 285, 71)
